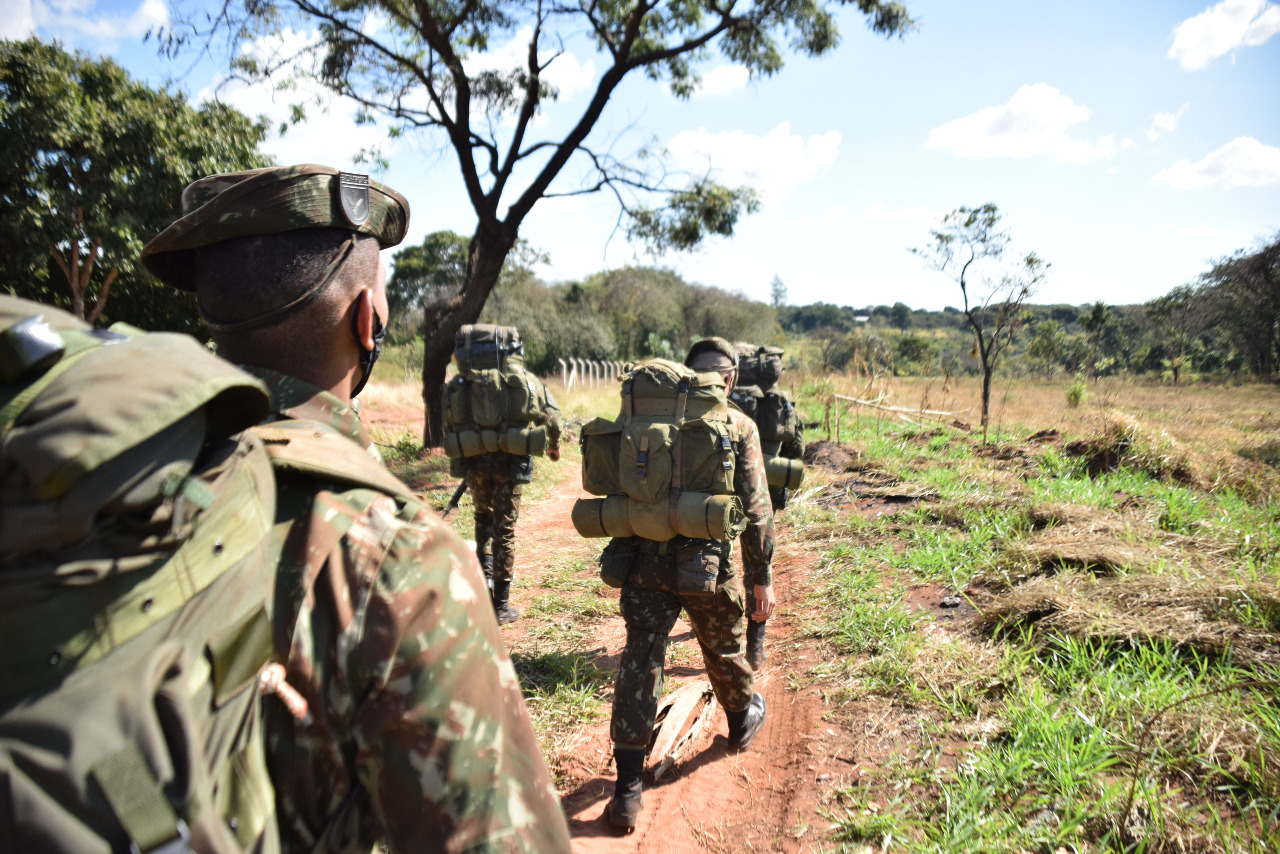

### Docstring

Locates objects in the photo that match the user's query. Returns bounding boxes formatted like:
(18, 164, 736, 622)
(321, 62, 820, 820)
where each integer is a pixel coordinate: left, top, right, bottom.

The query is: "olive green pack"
(573, 358, 746, 542)
(0, 296, 281, 854)
(729, 344, 804, 497)
(442, 324, 551, 460)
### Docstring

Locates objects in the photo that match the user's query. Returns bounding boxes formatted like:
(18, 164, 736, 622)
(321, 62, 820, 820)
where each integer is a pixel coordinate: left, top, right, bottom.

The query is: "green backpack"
(442, 324, 551, 459)
(729, 345, 804, 493)
(0, 296, 281, 854)
(573, 359, 746, 543)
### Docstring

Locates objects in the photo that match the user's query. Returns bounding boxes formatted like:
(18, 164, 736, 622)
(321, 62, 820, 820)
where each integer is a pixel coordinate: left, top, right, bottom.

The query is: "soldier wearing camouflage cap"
(142, 164, 571, 853)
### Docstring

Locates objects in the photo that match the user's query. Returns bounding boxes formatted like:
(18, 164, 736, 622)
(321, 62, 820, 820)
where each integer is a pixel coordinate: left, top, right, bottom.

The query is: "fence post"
(559, 358, 567, 387)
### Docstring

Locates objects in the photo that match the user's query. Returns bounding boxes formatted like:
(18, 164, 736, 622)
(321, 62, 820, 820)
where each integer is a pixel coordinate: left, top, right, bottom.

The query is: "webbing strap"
(92, 747, 185, 853)
(669, 376, 691, 533)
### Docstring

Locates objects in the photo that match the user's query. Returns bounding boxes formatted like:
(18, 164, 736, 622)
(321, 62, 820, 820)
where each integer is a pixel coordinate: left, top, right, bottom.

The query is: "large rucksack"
(0, 296, 281, 854)
(729, 345, 805, 497)
(442, 324, 552, 459)
(572, 359, 746, 543)
(735, 345, 783, 392)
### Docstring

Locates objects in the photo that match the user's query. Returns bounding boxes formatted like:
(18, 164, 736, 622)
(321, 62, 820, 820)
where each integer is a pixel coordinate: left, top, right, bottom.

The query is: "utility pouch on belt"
(449, 456, 467, 478)
(510, 454, 534, 484)
(675, 540, 721, 597)
(599, 538, 640, 588)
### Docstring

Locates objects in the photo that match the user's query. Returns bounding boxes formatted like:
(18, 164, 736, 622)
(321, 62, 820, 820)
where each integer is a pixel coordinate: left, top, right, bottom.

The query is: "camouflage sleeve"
(538, 381, 562, 450)
(269, 488, 572, 853)
(730, 411, 775, 587)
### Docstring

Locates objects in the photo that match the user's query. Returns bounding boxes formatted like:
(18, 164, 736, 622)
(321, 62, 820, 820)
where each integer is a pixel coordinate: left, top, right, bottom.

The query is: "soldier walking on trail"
(575, 336, 776, 832)
(441, 324, 562, 624)
(729, 342, 805, 670)
(141, 165, 572, 853)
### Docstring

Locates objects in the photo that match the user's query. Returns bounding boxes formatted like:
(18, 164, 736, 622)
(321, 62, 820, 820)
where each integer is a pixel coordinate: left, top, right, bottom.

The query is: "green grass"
(511, 649, 614, 738)
(806, 416, 1280, 853)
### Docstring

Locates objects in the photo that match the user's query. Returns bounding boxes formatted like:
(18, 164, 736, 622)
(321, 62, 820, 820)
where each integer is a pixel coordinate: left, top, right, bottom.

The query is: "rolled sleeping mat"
(571, 493, 746, 541)
(764, 455, 804, 490)
(498, 424, 548, 456)
(443, 428, 506, 458)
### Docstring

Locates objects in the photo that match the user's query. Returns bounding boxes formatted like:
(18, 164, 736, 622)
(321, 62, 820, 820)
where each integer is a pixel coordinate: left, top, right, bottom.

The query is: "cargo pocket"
(599, 538, 641, 588)
(581, 418, 622, 495)
(675, 541, 721, 597)
(510, 454, 534, 484)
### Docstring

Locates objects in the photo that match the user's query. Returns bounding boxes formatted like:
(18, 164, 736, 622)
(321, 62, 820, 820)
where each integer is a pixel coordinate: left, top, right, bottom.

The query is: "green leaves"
(625, 180, 760, 252)
(1, 38, 268, 332)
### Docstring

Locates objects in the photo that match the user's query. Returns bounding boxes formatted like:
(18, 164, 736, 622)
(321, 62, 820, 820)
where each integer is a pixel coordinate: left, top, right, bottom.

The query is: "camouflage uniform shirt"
(249, 369, 571, 853)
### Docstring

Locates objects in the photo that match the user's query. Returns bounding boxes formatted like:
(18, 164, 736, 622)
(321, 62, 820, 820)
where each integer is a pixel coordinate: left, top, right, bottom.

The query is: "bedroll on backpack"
(0, 296, 281, 854)
(442, 324, 550, 458)
(574, 359, 746, 542)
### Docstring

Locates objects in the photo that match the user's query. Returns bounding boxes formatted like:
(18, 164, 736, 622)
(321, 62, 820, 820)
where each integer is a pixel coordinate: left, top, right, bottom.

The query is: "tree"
(770, 274, 788, 310)
(0, 38, 269, 333)
(889, 301, 912, 330)
(1198, 233, 1280, 378)
(1144, 285, 1207, 384)
(1026, 319, 1067, 377)
(911, 203, 1048, 441)
(167, 0, 915, 445)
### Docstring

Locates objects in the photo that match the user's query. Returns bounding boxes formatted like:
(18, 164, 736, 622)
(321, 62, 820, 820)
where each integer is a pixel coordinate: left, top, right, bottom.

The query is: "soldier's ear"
(353, 288, 377, 351)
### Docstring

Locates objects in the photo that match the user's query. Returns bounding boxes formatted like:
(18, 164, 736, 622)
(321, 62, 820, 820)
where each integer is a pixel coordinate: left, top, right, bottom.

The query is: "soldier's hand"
(547, 447, 561, 462)
(751, 584, 775, 622)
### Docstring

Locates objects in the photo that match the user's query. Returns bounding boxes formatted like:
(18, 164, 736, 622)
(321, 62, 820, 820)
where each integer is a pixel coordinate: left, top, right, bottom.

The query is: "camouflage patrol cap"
(141, 164, 410, 291)
(685, 336, 738, 371)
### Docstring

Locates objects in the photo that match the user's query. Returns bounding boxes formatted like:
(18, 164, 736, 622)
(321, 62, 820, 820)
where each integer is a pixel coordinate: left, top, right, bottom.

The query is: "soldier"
(447, 326, 562, 625)
(140, 164, 572, 853)
(605, 336, 776, 831)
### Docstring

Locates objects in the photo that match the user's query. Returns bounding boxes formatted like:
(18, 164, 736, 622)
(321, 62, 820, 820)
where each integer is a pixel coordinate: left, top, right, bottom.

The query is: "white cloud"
(1173, 223, 1229, 238)
(1147, 104, 1190, 142)
(1168, 0, 1280, 70)
(463, 27, 595, 98)
(200, 29, 392, 170)
(781, 217, 812, 231)
(924, 83, 1116, 164)
(861, 201, 941, 224)
(825, 203, 849, 217)
(1152, 136, 1280, 188)
(28, 0, 168, 42)
(665, 122, 840, 205)
(696, 65, 749, 97)
(1, 0, 37, 38)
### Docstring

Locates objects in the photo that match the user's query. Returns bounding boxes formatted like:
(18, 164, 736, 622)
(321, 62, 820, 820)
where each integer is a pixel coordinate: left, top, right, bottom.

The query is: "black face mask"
(350, 308, 385, 398)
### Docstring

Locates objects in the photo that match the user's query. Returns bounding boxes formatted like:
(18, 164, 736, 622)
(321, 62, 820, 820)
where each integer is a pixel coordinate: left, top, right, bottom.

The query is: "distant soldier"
(141, 165, 572, 852)
(729, 342, 805, 669)
(574, 337, 775, 831)
(442, 324, 562, 624)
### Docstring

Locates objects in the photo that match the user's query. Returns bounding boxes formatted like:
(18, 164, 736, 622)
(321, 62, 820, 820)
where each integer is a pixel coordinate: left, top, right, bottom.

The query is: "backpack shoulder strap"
(251, 418, 415, 501)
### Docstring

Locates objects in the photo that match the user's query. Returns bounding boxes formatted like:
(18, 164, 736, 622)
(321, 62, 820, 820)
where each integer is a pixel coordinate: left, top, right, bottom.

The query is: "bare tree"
(911, 204, 1048, 441)
(164, 0, 915, 445)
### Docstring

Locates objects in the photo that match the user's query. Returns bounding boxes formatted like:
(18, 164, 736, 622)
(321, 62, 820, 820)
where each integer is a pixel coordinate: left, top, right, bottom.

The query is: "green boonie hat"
(141, 163, 411, 291)
(685, 336, 737, 371)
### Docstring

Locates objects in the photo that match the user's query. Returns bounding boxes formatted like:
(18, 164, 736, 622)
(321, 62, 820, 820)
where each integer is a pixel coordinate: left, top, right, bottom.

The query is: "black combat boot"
(746, 619, 768, 671)
(726, 692, 767, 752)
(490, 578, 520, 625)
(607, 748, 645, 831)
(479, 554, 494, 593)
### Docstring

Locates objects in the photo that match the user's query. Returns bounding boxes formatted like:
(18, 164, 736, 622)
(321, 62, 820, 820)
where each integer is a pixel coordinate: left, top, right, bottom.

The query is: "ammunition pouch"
(675, 540, 721, 597)
(599, 538, 641, 589)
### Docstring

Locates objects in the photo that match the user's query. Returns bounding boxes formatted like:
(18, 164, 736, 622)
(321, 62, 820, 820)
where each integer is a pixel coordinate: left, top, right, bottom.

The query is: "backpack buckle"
(635, 449, 648, 478)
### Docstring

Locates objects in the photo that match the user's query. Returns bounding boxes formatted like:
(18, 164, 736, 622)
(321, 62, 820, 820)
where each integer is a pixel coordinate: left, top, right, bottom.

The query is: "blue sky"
(6, 0, 1279, 310)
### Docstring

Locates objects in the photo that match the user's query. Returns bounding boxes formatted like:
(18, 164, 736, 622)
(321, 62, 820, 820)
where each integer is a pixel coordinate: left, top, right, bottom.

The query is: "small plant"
(1065, 373, 1088, 408)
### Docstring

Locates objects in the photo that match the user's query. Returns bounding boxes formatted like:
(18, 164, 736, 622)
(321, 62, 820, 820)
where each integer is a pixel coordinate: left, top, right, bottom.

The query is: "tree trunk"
(420, 222, 516, 447)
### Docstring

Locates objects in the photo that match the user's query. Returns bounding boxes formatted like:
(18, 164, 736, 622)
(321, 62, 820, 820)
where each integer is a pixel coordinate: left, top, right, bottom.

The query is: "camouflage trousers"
(610, 546, 754, 750)
(465, 453, 525, 583)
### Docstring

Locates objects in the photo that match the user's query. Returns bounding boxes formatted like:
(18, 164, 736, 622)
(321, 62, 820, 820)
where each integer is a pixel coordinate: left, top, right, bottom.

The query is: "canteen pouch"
(510, 454, 534, 484)
(449, 456, 467, 477)
(599, 538, 640, 589)
(675, 541, 720, 597)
